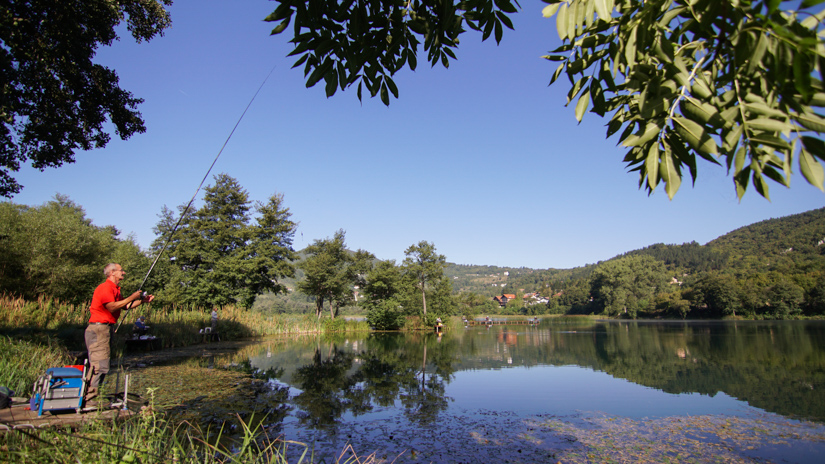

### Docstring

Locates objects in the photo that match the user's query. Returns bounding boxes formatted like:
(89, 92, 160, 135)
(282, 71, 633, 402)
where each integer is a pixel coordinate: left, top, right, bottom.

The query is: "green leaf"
(793, 112, 825, 133)
(682, 99, 726, 129)
(594, 0, 613, 22)
(749, 134, 791, 151)
(724, 123, 744, 152)
(645, 142, 660, 191)
(270, 18, 291, 35)
(744, 102, 786, 119)
(575, 88, 591, 122)
(734, 143, 747, 174)
(794, 52, 814, 100)
(324, 70, 338, 97)
(567, 0, 579, 41)
(747, 118, 791, 133)
(622, 121, 662, 147)
(672, 117, 718, 155)
(802, 136, 825, 160)
(800, 149, 825, 190)
(624, 27, 637, 68)
(734, 176, 749, 200)
(556, 3, 568, 41)
(380, 82, 389, 106)
(661, 146, 681, 199)
(801, 0, 825, 7)
(542, 4, 560, 18)
(747, 33, 768, 74)
(264, 5, 293, 22)
(753, 170, 771, 200)
(386, 77, 399, 99)
(494, 0, 519, 14)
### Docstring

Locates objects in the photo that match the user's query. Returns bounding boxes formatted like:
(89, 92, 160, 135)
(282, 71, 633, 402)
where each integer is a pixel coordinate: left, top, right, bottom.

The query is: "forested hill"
(446, 207, 825, 295)
(707, 208, 825, 263)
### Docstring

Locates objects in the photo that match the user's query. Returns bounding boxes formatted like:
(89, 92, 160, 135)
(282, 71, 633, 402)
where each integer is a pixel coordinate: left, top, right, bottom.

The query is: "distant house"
(493, 294, 517, 307)
(523, 292, 550, 305)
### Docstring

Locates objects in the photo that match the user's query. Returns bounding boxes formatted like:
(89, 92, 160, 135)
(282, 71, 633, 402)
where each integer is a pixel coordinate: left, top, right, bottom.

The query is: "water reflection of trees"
(485, 321, 825, 422)
(288, 333, 456, 433)
(237, 321, 825, 425)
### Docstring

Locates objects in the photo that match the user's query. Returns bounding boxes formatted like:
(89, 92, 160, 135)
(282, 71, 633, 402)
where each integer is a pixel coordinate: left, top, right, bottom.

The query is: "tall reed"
(0, 336, 73, 395)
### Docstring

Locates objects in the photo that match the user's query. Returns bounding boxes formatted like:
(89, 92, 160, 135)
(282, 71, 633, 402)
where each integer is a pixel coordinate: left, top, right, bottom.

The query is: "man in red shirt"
(85, 263, 154, 398)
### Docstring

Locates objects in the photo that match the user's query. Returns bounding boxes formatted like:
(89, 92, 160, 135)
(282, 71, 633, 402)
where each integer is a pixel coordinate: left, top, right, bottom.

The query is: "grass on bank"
(1, 403, 384, 464)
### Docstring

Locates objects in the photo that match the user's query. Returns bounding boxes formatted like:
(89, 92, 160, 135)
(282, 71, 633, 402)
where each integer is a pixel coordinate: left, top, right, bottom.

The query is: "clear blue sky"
(10, 1, 825, 269)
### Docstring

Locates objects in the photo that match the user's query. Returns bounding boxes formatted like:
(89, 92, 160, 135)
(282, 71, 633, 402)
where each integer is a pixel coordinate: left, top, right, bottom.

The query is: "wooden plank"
(0, 401, 133, 431)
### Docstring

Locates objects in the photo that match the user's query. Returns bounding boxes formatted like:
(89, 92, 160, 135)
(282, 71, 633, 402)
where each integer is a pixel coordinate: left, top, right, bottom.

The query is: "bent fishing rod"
(114, 66, 277, 333)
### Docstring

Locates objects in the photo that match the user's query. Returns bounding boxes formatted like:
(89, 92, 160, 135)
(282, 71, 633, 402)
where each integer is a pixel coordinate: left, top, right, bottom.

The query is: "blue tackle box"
(32, 366, 85, 416)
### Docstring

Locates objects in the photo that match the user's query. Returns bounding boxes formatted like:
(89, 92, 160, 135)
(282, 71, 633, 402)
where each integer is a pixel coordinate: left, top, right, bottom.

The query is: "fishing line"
(115, 65, 277, 333)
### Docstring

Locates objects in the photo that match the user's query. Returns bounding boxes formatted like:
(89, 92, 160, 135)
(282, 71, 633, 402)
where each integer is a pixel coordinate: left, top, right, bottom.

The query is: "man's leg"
(84, 324, 111, 392)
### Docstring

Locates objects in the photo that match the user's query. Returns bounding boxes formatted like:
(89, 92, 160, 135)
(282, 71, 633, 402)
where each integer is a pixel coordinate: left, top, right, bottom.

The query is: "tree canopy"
(266, 0, 825, 200)
(0, 194, 148, 302)
(152, 174, 298, 308)
(297, 229, 375, 319)
(0, 0, 173, 197)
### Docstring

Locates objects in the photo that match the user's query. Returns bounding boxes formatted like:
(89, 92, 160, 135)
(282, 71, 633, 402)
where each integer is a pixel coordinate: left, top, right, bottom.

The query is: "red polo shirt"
(88, 279, 122, 324)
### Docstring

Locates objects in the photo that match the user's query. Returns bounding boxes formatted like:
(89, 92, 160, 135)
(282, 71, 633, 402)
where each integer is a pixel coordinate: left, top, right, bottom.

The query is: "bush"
(365, 300, 406, 331)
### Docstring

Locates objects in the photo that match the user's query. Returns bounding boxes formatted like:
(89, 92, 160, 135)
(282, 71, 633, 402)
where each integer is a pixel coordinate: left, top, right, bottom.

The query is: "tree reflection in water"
(290, 333, 457, 434)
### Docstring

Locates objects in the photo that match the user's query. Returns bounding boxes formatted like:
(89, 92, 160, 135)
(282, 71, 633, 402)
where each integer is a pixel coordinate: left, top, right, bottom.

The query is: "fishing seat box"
(32, 366, 85, 416)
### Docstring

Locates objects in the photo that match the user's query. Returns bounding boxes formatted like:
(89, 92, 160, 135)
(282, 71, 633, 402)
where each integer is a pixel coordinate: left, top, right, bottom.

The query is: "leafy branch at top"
(265, 0, 519, 105)
(542, 0, 825, 200)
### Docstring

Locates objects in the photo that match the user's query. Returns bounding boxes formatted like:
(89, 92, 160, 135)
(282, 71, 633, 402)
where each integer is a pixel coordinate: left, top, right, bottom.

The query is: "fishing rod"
(114, 66, 277, 333)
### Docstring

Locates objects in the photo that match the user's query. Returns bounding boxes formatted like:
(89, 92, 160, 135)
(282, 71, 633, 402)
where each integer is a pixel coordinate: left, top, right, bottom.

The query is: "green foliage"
(365, 298, 407, 331)
(455, 291, 498, 317)
(622, 241, 729, 273)
(297, 230, 374, 319)
(0, 0, 173, 197)
(692, 273, 743, 318)
(153, 174, 297, 309)
(0, 195, 146, 302)
(402, 241, 447, 316)
(543, 0, 825, 199)
(265, 0, 517, 105)
(0, 336, 73, 394)
(589, 255, 671, 318)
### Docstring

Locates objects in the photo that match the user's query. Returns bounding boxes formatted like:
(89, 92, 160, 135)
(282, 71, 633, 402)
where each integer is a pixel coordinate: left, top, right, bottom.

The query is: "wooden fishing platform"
(465, 320, 540, 326)
(0, 399, 134, 431)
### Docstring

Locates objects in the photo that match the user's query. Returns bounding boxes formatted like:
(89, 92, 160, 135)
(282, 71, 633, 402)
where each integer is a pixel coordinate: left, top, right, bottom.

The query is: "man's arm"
(103, 291, 155, 313)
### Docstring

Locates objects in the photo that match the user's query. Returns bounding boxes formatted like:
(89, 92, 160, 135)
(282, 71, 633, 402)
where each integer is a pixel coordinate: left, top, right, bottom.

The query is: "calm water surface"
(191, 320, 825, 462)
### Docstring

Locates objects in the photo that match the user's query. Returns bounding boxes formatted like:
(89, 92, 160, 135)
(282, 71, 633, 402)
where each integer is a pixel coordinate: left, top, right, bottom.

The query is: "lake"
(133, 319, 825, 463)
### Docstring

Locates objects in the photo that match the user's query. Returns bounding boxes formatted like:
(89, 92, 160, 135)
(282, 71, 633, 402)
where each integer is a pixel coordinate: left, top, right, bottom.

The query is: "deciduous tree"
(297, 229, 372, 319)
(402, 241, 447, 317)
(0, 194, 143, 302)
(589, 255, 670, 318)
(0, 0, 173, 197)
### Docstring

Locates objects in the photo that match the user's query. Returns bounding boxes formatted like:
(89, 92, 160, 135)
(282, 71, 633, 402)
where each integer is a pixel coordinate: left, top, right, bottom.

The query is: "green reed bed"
(1, 294, 368, 344)
(0, 336, 74, 396)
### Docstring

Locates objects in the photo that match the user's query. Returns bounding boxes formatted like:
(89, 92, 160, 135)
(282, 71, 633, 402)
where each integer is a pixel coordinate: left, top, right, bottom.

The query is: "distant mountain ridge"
(444, 207, 825, 295)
